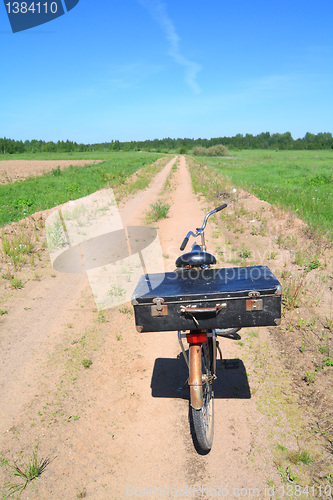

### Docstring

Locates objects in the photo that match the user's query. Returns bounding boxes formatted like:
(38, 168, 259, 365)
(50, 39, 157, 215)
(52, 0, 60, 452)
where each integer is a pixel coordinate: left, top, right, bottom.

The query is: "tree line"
(1, 132, 333, 154)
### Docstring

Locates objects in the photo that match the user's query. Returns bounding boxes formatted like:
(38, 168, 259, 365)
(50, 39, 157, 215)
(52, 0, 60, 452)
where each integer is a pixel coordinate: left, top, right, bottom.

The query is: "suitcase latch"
(246, 299, 263, 311)
(151, 297, 168, 317)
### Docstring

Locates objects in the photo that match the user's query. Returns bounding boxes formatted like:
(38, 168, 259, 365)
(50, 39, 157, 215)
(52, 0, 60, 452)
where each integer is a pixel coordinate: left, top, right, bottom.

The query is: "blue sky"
(1, 0, 332, 143)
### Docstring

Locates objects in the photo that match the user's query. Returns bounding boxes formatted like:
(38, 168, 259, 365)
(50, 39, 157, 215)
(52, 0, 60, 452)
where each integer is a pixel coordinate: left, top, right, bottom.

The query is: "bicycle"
(176, 204, 230, 450)
(132, 205, 281, 451)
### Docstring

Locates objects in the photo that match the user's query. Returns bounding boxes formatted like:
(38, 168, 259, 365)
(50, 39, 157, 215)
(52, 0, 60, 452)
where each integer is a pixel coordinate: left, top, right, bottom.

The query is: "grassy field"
(0, 151, 149, 161)
(197, 150, 333, 238)
(0, 152, 164, 227)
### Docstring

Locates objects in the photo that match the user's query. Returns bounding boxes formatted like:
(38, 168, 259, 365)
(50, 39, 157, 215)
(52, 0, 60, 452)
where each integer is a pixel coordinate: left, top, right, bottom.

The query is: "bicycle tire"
(191, 338, 214, 451)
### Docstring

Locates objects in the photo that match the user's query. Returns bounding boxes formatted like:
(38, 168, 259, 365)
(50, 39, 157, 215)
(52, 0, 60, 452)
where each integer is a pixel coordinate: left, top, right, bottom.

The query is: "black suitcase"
(132, 266, 281, 333)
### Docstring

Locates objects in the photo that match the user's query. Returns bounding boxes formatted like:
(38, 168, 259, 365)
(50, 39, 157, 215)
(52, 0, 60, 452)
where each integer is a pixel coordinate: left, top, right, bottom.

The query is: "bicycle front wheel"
(190, 339, 214, 451)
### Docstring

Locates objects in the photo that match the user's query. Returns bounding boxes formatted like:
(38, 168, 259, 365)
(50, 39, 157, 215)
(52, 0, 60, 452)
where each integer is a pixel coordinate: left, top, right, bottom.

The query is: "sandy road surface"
(0, 156, 332, 499)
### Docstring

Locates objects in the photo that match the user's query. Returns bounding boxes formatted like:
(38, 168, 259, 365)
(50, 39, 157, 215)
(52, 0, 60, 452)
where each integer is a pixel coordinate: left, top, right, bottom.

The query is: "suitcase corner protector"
(274, 318, 281, 326)
(132, 296, 139, 306)
(136, 325, 143, 333)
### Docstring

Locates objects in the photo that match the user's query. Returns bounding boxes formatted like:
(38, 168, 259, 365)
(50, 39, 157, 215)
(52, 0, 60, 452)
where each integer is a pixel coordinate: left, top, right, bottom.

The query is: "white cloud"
(139, 0, 201, 94)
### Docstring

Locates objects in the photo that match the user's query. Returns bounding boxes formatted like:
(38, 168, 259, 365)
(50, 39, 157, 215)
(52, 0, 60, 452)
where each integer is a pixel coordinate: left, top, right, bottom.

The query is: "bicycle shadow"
(150, 351, 251, 400)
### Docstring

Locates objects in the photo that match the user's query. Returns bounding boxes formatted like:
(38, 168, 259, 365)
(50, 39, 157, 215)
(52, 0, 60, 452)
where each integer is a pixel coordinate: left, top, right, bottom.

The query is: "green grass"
(304, 370, 316, 384)
(1, 231, 34, 270)
(239, 245, 252, 259)
(146, 201, 171, 222)
(76, 488, 87, 499)
(282, 276, 304, 311)
(81, 359, 92, 369)
(1, 445, 50, 497)
(323, 357, 333, 367)
(289, 450, 312, 465)
(199, 150, 333, 238)
(10, 277, 24, 289)
(0, 152, 163, 227)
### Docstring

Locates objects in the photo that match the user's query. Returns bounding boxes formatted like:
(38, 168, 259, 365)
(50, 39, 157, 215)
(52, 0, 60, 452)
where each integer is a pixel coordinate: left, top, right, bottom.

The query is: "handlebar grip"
(180, 236, 189, 251)
(215, 203, 227, 212)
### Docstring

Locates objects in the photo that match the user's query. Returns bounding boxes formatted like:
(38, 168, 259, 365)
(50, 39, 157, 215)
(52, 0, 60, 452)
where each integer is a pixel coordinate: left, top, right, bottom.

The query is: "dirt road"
(0, 156, 332, 499)
(0, 160, 103, 184)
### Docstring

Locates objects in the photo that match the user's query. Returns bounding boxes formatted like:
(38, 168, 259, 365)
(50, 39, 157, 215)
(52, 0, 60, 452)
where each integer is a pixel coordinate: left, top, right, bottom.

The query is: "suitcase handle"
(180, 303, 226, 314)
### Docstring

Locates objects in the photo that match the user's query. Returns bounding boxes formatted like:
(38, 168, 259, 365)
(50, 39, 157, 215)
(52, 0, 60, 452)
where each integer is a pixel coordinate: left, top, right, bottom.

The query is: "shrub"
(193, 146, 207, 156)
(193, 144, 229, 157)
(208, 144, 229, 156)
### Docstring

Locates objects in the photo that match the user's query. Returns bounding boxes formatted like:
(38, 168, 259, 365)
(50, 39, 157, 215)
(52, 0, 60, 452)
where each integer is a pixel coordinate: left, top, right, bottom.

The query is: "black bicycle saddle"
(175, 244, 216, 268)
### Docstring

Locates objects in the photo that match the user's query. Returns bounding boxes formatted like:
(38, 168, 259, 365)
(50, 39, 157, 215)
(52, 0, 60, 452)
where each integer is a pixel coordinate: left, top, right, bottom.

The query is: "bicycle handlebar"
(214, 203, 227, 213)
(179, 204, 227, 251)
(180, 235, 189, 251)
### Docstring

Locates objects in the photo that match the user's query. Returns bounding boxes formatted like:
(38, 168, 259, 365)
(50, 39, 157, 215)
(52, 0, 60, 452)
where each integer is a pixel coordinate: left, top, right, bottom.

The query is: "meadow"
(199, 150, 333, 238)
(0, 151, 125, 162)
(1, 149, 332, 238)
(0, 152, 163, 227)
